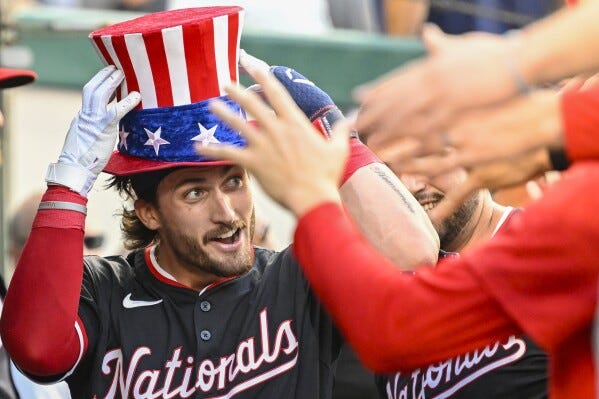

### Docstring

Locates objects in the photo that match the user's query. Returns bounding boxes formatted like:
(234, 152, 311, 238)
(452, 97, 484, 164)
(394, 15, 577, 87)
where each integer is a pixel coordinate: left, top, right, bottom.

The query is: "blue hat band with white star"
(118, 95, 246, 162)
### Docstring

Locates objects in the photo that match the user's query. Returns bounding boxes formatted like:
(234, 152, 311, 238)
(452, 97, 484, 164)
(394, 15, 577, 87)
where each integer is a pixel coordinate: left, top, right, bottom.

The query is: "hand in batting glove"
(239, 50, 379, 183)
(45, 66, 141, 197)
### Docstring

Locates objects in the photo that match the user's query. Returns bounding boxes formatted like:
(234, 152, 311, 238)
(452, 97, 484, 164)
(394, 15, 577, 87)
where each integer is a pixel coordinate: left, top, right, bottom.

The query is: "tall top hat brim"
(89, 7, 246, 176)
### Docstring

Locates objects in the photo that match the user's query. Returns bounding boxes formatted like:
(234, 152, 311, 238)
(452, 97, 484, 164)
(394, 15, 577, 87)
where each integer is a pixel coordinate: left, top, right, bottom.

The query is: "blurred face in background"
(399, 168, 481, 250)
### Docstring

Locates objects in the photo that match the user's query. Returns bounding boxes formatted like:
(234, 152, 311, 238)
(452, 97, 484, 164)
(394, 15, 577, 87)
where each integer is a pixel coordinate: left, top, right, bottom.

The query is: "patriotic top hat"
(89, 7, 245, 176)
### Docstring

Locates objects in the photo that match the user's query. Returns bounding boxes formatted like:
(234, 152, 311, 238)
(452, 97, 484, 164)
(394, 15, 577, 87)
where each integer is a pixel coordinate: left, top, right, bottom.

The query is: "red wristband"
(341, 138, 381, 185)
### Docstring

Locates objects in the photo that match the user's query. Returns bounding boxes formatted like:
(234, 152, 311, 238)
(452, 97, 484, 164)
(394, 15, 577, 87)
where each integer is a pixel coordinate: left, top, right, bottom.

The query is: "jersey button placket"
(200, 300, 211, 312)
(200, 329, 212, 341)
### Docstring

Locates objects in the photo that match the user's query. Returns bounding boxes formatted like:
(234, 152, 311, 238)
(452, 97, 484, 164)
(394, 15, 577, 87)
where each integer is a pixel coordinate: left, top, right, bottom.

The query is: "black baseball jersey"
(376, 249, 548, 398)
(58, 246, 342, 398)
(376, 335, 547, 399)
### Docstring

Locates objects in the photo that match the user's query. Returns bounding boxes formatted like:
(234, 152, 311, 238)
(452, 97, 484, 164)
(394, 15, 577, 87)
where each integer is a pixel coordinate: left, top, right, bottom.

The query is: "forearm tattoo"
(370, 164, 416, 214)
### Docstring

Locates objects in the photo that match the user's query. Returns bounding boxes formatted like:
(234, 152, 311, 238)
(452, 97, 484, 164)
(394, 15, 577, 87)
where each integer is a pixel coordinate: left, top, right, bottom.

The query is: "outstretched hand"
(379, 88, 563, 178)
(355, 25, 523, 154)
(197, 70, 350, 217)
(427, 148, 551, 221)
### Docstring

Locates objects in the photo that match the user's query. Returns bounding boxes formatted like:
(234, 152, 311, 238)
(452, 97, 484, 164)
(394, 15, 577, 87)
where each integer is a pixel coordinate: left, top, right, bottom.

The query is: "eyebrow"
(173, 166, 236, 189)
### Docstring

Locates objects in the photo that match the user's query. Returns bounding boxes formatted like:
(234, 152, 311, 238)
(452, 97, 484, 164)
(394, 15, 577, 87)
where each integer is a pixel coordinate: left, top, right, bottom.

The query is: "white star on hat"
(144, 127, 170, 155)
(119, 126, 130, 150)
(191, 123, 220, 145)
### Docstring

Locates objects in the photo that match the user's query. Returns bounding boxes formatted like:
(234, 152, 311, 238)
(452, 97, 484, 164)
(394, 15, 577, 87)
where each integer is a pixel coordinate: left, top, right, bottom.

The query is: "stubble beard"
(434, 193, 480, 251)
(161, 210, 256, 278)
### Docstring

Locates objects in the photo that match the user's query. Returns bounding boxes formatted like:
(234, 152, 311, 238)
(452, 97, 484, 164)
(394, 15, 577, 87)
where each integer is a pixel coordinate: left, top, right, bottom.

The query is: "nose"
(399, 173, 428, 194)
(209, 189, 237, 224)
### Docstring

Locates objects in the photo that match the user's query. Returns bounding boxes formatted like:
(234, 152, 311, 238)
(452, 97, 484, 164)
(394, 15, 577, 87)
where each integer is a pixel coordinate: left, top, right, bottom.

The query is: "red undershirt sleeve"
(293, 205, 517, 373)
(0, 186, 88, 377)
(561, 84, 599, 161)
(293, 161, 599, 374)
(468, 161, 599, 352)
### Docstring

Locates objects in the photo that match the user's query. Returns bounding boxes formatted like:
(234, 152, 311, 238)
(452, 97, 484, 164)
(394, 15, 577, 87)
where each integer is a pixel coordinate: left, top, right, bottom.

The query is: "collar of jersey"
(144, 245, 248, 293)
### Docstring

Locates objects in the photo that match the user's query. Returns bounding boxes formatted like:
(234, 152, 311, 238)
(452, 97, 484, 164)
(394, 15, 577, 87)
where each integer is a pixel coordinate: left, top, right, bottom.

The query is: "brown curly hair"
(107, 168, 179, 250)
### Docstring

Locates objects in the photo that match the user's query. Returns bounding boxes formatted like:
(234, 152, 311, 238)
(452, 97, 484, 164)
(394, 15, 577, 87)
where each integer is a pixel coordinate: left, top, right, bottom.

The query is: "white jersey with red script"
(58, 246, 341, 398)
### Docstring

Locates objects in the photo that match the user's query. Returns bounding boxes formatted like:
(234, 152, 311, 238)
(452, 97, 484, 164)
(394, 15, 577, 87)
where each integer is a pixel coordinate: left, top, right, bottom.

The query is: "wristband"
(341, 138, 381, 185)
(45, 162, 96, 197)
(38, 201, 87, 215)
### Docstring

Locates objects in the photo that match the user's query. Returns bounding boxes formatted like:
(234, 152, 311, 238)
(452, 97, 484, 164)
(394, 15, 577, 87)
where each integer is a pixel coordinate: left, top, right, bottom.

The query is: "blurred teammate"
(376, 168, 548, 398)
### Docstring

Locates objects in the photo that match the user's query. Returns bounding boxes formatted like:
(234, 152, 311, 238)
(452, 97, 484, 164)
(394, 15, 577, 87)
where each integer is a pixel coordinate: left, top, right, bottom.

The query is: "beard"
(160, 209, 256, 278)
(434, 193, 480, 250)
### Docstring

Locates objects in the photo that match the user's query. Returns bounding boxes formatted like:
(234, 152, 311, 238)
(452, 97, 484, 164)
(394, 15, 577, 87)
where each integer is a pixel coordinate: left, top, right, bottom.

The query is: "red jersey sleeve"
(561, 84, 599, 161)
(293, 161, 599, 374)
(293, 205, 518, 373)
(0, 186, 88, 377)
(468, 161, 599, 352)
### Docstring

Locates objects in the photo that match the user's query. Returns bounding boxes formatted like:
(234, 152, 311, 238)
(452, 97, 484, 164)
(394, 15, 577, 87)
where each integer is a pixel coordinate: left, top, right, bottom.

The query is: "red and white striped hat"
(89, 7, 246, 176)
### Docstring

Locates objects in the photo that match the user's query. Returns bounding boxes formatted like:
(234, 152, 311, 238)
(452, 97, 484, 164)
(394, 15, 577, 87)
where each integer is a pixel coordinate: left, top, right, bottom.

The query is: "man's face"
(153, 166, 255, 278)
(400, 169, 480, 249)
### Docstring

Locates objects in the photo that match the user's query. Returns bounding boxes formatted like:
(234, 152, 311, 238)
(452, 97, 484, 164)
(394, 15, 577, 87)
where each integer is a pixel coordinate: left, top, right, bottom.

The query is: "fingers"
(195, 142, 252, 167)
(114, 91, 141, 120)
(81, 66, 116, 110)
(83, 66, 125, 113)
(421, 23, 446, 54)
(252, 69, 305, 121)
(246, 83, 267, 102)
(329, 119, 352, 158)
(222, 82, 280, 134)
(428, 177, 479, 222)
(396, 152, 460, 178)
(239, 49, 270, 79)
(209, 99, 262, 146)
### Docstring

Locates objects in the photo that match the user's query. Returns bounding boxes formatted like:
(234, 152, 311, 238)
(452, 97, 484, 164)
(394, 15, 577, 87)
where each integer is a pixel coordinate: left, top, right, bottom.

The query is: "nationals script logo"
(95, 308, 299, 399)
(384, 336, 527, 399)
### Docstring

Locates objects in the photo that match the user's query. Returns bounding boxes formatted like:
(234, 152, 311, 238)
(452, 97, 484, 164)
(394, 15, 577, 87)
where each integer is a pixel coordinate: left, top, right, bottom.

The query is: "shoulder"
(82, 250, 142, 286)
(253, 246, 298, 269)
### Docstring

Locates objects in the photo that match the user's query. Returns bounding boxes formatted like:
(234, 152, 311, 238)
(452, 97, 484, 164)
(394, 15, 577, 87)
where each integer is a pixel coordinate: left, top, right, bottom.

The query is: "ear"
(134, 199, 161, 231)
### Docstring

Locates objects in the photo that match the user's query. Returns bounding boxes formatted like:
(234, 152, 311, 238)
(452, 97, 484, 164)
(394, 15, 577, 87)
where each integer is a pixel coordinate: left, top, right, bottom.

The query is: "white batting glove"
(45, 66, 141, 197)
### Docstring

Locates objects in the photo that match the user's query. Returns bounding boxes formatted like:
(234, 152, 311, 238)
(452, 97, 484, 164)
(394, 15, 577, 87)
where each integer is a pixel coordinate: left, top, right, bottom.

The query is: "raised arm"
(198, 68, 599, 366)
(0, 67, 140, 377)
(239, 52, 438, 267)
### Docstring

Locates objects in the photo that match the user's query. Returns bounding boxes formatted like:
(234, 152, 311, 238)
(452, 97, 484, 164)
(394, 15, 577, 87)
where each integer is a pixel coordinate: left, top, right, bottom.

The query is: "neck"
(446, 191, 508, 252)
(153, 244, 219, 291)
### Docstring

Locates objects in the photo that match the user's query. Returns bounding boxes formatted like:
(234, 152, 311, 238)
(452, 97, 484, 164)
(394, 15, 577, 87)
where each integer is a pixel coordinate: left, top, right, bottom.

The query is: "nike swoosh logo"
(122, 293, 163, 309)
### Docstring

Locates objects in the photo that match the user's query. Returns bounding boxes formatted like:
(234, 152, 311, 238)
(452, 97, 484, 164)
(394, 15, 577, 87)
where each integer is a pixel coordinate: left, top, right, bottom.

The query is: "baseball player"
(196, 62, 599, 399)
(0, 8, 437, 399)
(0, 68, 72, 399)
(377, 169, 547, 398)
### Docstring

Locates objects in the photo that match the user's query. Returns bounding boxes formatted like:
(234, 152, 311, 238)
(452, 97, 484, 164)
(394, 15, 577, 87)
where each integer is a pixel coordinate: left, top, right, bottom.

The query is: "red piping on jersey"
(143, 246, 253, 292)
(144, 247, 191, 289)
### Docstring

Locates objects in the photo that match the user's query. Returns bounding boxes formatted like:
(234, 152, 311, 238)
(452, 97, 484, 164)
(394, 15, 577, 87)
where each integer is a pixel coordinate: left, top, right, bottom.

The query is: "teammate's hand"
(197, 70, 349, 217)
(46, 66, 141, 197)
(428, 147, 552, 222)
(355, 25, 523, 150)
(239, 50, 344, 137)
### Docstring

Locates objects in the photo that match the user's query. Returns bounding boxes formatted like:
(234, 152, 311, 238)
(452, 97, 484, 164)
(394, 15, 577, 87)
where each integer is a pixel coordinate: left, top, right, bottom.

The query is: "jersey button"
(200, 301, 211, 312)
(200, 330, 212, 341)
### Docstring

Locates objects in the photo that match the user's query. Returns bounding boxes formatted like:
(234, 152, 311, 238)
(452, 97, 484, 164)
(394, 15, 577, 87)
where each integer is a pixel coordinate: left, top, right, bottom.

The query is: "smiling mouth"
(420, 201, 438, 212)
(211, 228, 241, 245)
